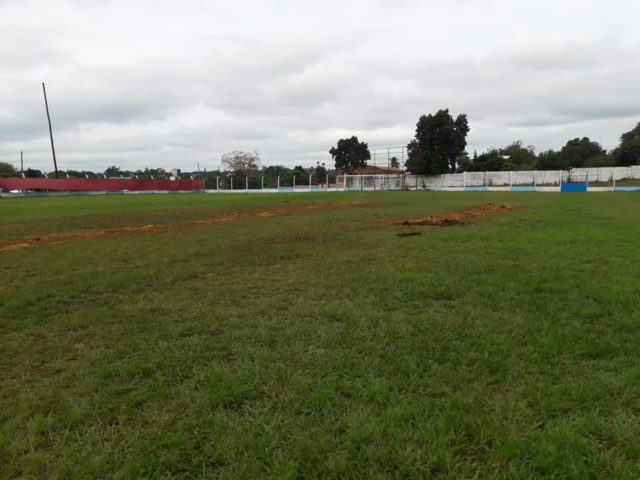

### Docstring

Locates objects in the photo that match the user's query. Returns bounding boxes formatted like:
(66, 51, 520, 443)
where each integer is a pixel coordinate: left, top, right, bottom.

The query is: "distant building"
(349, 166, 405, 175)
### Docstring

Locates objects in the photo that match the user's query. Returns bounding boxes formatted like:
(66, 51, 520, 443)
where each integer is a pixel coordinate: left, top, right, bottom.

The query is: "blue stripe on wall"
(561, 182, 587, 192)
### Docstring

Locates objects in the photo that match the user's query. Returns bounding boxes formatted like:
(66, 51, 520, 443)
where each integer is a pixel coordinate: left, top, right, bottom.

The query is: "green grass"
(1, 191, 640, 479)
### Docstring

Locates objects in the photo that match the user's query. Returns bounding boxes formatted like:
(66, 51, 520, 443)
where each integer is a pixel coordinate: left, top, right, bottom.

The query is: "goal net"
(340, 174, 406, 191)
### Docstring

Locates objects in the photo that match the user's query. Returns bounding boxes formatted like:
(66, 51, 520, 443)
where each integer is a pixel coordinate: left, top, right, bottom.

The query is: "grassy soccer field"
(1, 191, 640, 479)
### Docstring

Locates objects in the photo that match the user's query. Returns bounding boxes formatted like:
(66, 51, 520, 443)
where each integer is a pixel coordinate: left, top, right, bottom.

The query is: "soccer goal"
(340, 174, 406, 191)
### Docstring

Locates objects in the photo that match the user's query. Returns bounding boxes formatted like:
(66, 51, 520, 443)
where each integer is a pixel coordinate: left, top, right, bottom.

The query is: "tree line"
(0, 164, 184, 180)
(329, 110, 640, 174)
(200, 151, 334, 189)
(3, 113, 638, 181)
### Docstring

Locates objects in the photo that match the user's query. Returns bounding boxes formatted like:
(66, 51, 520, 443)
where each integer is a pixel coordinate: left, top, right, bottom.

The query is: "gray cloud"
(1, 0, 639, 172)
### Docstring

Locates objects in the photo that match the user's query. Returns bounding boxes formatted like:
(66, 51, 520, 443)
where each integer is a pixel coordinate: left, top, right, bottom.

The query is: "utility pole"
(42, 82, 59, 178)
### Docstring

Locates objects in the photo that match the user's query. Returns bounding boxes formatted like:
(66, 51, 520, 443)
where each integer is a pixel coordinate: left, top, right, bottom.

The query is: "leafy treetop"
(330, 136, 371, 174)
(406, 109, 469, 175)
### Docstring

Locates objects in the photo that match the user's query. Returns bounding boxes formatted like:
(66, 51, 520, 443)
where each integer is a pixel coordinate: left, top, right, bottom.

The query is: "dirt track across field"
(399, 203, 515, 227)
(0, 201, 366, 252)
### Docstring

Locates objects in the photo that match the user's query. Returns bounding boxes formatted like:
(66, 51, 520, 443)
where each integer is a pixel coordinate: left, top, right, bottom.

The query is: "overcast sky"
(1, 0, 639, 173)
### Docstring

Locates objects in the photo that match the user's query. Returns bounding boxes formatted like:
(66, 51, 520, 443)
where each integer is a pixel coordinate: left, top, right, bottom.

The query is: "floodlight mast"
(42, 82, 59, 178)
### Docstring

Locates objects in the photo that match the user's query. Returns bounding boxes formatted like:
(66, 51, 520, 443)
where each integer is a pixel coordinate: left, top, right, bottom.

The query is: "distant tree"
(260, 165, 293, 188)
(456, 153, 473, 172)
(536, 150, 564, 170)
(330, 136, 370, 173)
(262, 165, 290, 178)
(314, 162, 327, 181)
(135, 168, 168, 180)
(459, 149, 509, 172)
(559, 137, 606, 168)
(613, 122, 640, 166)
(221, 151, 261, 172)
(64, 170, 85, 178)
(406, 109, 469, 175)
(292, 165, 309, 182)
(104, 166, 124, 178)
(23, 168, 43, 178)
(202, 168, 223, 189)
(583, 154, 616, 168)
(390, 156, 400, 169)
(0, 162, 17, 177)
(499, 141, 537, 170)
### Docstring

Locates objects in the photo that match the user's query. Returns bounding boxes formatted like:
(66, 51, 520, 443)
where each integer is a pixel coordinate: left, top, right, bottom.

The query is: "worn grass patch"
(1, 191, 640, 478)
(399, 203, 516, 226)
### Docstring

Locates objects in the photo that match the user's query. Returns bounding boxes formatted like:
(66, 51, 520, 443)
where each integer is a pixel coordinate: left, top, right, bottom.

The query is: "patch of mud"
(396, 231, 422, 238)
(0, 201, 366, 252)
(399, 203, 515, 227)
(0, 207, 217, 233)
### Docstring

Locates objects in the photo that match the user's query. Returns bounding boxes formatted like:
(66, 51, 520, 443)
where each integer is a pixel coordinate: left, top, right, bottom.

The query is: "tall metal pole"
(42, 82, 59, 178)
(20, 150, 23, 172)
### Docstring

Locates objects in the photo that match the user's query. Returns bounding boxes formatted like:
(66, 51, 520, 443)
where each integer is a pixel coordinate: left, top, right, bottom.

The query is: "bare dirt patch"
(399, 204, 515, 227)
(0, 201, 366, 252)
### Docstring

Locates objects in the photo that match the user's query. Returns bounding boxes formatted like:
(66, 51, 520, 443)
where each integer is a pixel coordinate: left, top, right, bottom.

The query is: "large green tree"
(613, 122, 640, 166)
(405, 109, 469, 175)
(330, 136, 370, 173)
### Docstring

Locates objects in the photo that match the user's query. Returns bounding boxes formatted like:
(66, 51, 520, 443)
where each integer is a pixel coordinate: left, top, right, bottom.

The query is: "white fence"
(337, 165, 640, 191)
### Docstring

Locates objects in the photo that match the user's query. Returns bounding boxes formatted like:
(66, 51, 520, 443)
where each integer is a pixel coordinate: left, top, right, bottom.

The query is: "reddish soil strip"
(399, 203, 515, 227)
(0, 201, 366, 252)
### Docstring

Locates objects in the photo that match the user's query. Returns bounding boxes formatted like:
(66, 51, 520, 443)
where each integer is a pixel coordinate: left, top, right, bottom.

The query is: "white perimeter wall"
(436, 166, 640, 187)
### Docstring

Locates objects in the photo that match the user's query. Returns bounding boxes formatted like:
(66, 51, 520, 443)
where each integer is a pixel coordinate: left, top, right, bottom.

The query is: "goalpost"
(560, 171, 589, 192)
(340, 174, 406, 191)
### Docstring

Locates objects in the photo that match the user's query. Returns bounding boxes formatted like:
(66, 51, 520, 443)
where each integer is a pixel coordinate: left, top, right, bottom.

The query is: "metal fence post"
(293, 175, 296, 190)
(231, 176, 233, 191)
(261, 176, 264, 190)
(277, 176, 280, 190)
(216, 176, 219, 191)
(309, 173, 312, 190)
(245, 176, 248, 191)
